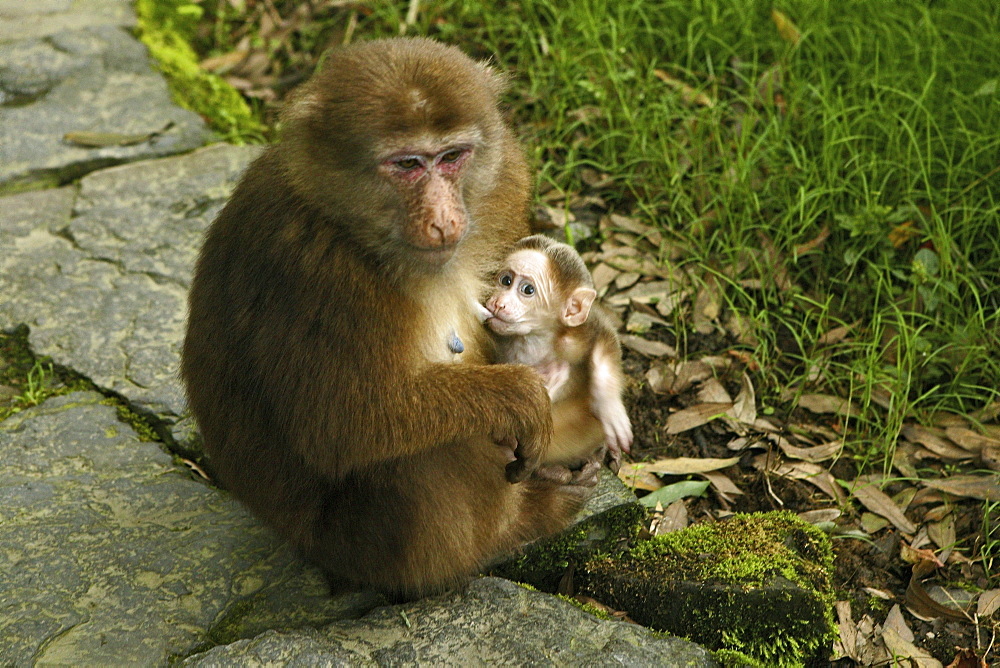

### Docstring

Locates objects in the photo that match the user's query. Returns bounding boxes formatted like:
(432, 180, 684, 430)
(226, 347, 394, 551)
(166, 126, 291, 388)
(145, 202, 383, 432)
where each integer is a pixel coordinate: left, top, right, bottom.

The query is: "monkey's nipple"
(447, 330, 464, 354)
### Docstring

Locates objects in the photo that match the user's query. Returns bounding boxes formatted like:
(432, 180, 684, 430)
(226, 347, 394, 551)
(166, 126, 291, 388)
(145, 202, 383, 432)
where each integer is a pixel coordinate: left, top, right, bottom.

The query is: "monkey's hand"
(595, 397, 633, 466)
(498, 367, 553, 484)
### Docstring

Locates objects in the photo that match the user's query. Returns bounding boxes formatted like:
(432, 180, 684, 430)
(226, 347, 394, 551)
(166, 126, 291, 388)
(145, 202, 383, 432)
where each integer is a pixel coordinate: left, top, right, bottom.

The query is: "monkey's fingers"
(605, 446, 622, 475)
(505, 459, 530, 483)
(569, 457, 602, 487)
(530, 464, 574, 485)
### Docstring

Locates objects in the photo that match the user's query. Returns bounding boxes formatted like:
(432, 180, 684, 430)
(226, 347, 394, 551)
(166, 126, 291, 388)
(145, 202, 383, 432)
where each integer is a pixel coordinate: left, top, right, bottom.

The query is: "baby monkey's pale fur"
(482, 234, 633, 474)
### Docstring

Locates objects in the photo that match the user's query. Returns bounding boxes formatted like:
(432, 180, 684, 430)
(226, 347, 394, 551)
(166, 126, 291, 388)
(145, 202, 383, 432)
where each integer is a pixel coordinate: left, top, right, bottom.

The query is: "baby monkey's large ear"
(562, 287, 597, 327)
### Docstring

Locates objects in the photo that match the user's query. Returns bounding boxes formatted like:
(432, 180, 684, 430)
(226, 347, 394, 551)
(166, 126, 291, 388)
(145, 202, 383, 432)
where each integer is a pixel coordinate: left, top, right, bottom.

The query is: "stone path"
(0, 3, 716, 665)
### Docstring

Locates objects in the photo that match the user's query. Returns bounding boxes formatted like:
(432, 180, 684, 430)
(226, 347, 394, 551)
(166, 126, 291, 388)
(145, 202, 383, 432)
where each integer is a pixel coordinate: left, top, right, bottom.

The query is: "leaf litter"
(571, 205, 997, 663)
(186, 4, 1000, 662)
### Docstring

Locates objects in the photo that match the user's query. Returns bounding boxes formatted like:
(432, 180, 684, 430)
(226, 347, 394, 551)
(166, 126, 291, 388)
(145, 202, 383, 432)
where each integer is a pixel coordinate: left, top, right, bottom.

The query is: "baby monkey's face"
(483, 249, 557, 336)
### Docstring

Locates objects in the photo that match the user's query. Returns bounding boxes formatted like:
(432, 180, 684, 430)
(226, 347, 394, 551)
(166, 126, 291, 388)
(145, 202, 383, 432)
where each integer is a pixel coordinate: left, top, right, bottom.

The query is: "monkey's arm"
(589, 339, 633, 470)
(296, 355, 553, 483)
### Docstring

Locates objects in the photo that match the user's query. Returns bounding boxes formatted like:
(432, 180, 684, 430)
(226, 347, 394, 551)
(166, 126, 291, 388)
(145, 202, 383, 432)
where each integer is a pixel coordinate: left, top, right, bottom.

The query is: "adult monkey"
(181, 38, 590, 599)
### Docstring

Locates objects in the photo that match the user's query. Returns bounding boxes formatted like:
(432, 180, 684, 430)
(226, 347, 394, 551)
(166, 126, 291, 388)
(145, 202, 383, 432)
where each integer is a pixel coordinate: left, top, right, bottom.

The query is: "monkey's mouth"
(484, 315, 517, 335)
(411, 244, 458, 264)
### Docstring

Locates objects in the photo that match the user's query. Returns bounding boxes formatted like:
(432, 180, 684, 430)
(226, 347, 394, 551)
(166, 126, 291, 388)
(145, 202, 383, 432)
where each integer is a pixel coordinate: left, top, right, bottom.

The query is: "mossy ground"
(490, 500, 645, 592)
(1, 326, 162, 445)
(581, 511, 836, 667)
(133, 0, 267, 143)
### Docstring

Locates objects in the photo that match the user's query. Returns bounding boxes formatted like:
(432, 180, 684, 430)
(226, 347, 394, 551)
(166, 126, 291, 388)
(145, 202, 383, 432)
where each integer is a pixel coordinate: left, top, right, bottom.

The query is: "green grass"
(356, 0, 1000, 470)
(193, 0, 999, 471)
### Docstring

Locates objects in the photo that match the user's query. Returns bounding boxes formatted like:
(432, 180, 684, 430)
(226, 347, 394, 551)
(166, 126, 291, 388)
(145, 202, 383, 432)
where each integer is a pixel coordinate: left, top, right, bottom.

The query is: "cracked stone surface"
(183, 577, 717, 667)
(0, 392, 380, 666)
(0, 10, 210, 192)
(0, 144, 260, 444)
(0, 0, 134, 42)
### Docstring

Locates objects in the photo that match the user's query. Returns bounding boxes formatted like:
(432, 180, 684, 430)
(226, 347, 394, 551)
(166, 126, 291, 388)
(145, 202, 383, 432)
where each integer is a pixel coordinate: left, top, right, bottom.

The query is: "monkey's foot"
(532, 458, 600, 488)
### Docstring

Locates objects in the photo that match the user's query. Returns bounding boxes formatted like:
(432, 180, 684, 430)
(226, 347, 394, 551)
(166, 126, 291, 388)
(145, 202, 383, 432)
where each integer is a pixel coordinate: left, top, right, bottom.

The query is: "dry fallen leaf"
(64, 121, 174, 147)
(977, 589, 1000, 618)
(798, 508, 841, 525)
(881, 627, 943, 668)
(926, 513, 956, 552)
(944, 648, 988, 668)
(861, 512, 890, 534)
(691, 274, 722, 334)
(534, 204, 574, 229)
(653, 499, 688, 535)
(642, 456, 741, 475)
(652, 69, 715, 108)
(945, 427, 1000, 453)
(613, 271, 641, 290)
(617, 462, 664, 492)
(770, 434, 843, 463)
(906, 559, 969, 621)
(752, 453, 845, 502)
(665, 402, 734, 434)
(902, 423, 976, 461)
(728, 372, 757, 425)
(621, 335, 677, 358)
(794, 224, 831, 257)
(863, 587, 893, 600)
(816, 322, 855, 346)
(798, 393, 860, 417)
(921, 475, 1000, 501)
(697, 376, 732, 403)
(701, 469, 744, 503)
(591, 263, 619, 295)
(850, 477, 917, 534)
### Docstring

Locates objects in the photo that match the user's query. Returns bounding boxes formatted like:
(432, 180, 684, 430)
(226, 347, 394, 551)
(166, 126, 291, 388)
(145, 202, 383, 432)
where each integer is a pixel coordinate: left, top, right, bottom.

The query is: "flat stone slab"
(183, 576, 718, 667)
(0, 392, 379, 665)
(0, 144, 260, 444)
(0, 18, 210, 192)
(0, 0, 134, 42)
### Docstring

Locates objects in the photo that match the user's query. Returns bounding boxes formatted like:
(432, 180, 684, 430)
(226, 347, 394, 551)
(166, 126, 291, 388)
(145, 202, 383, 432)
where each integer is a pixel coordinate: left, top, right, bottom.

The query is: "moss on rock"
(579, 511, 836, 667)
(134, 0, 266, 143)
(490, 473, 646, 592)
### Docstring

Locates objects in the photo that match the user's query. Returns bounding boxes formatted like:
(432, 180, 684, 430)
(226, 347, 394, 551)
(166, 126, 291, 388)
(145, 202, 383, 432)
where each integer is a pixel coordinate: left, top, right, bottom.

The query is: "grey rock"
(0, 23, 210, 192)
(0, 0, 135, 44)
(0, 144, 260, 443)
(184, 577, 717, 667)
(0, 392, 380, 666)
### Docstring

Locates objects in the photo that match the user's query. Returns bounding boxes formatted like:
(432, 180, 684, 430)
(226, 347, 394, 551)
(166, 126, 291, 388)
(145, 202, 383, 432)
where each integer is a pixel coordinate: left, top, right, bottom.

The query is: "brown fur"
(181, 38, 586, 599)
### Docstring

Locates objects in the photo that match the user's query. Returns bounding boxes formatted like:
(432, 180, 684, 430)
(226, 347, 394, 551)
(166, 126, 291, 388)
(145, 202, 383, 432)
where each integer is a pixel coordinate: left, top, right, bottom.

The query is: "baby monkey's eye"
(396, 157, 421, 170)
(520, 283, 535, 296)
(500, 273, 513, 287)
(439, 149, 463, 163)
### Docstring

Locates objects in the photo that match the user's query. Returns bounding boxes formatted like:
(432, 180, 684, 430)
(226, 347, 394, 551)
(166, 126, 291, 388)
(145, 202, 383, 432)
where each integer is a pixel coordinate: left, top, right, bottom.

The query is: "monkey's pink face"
(378, 143, 474, 265)
(484, 250, 556, 336)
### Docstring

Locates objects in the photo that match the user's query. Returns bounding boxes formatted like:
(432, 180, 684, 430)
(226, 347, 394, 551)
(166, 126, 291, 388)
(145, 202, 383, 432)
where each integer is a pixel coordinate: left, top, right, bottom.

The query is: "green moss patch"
(580, 511, 836, 667)
(0, 325, 89, 421)
(134, 0, 266, 143)
(490, 494, 645, 592)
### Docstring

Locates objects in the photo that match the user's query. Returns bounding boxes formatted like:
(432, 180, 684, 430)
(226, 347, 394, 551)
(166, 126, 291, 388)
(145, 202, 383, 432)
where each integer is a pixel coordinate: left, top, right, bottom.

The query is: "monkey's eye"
(500, 273, 513, 287)
(520, 283, 535, 296)
(439, 149, 463, 163)
(395, 157, 421, 170)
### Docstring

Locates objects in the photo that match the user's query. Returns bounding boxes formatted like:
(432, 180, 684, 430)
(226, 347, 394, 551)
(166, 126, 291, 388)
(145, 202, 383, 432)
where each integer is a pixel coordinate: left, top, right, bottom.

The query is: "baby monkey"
(481, 234, 633, 475)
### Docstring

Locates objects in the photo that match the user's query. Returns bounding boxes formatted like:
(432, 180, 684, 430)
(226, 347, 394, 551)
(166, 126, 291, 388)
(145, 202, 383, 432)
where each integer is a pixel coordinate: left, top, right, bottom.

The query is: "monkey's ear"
(280, 87, 323, 126)
(562, 287, 597, 327)
(476, 59, 510, 98)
